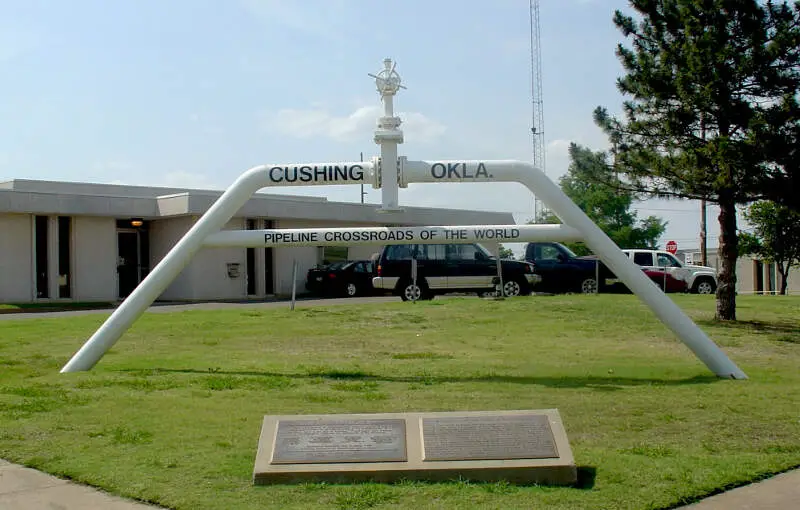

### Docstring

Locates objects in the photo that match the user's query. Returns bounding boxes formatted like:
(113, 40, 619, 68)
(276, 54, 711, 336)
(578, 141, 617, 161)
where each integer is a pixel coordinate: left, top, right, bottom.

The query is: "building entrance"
(116, 220, 150, 299)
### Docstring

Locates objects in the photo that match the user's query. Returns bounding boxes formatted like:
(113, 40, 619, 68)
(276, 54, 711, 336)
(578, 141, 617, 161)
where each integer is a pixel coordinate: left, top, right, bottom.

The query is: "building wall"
(188, 218, 248, 300)
(73, 216, 116, 301)
(0, 213, 33, 302)
(149, 216, 197, 301)
(272, 219, 384, 296)
(682, 250, 800, 294)
(348, 245, 382, 261)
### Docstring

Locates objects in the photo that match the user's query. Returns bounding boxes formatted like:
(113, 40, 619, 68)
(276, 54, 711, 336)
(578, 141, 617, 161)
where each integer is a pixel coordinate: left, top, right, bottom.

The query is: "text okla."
(263, 227, 521, 244)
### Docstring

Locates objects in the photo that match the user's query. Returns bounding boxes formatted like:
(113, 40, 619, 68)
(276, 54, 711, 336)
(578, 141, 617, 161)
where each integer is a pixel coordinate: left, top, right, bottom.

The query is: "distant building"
(0, 179, 513, 303)
(678, 248, 800, 295)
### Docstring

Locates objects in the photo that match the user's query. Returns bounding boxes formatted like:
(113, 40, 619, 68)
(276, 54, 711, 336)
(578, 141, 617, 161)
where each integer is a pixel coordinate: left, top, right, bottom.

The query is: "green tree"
(738, 201, 800, 294)
(532, 143, 667, 256)
(593, 0, 800, 320)
(498, 245, 516, 260)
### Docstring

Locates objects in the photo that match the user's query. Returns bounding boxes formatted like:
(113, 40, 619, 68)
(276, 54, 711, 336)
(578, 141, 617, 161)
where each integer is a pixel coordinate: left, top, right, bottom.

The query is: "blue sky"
(0, 0, 724, 254)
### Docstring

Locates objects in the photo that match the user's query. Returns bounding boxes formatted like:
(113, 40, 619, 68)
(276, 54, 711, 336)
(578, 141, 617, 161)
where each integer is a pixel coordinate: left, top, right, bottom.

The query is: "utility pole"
(700, 115, 708, 266)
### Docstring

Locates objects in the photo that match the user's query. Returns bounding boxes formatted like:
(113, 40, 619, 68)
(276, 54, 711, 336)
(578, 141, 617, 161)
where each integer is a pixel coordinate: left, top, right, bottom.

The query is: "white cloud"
(265, 105, 446, 144)
(91, 161, 222, 190)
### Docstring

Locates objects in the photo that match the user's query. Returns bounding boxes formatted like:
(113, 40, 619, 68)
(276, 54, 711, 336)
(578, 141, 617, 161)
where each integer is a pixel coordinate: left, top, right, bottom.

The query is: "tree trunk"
(716, 196, 738, 320)
(778, 264, 789, 296)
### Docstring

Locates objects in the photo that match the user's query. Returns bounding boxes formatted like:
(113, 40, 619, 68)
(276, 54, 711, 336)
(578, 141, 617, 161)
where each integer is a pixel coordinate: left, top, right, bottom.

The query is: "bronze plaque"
(422, 414, 558, 461)
(271, 418, 407, 464)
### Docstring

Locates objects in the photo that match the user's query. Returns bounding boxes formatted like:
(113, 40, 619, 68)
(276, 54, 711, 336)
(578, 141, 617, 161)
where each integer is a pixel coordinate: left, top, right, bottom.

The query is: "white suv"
(622, 249, 717, 294)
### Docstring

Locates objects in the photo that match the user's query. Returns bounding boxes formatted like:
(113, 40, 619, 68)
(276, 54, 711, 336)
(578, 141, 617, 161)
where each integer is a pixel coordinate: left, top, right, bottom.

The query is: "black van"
(372, 243, 541, 301)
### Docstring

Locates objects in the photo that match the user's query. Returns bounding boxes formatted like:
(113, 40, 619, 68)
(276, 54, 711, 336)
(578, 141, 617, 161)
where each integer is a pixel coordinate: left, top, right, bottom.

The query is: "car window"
(385, 245, 413, 261)
(657, 253, 683, 268)
(633, 252, 654, 266)
(446, 244, 484, 261)
(415, 244, 447, 261)
(353, 262, 366, 273)
(536, 244, 562, 261)
(364, 262, 373, 273)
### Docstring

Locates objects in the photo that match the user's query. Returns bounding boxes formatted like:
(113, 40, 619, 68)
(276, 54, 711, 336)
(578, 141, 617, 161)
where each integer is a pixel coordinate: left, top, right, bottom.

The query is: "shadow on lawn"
(124, 368, 720, 391)
(697, 318, 800, 337)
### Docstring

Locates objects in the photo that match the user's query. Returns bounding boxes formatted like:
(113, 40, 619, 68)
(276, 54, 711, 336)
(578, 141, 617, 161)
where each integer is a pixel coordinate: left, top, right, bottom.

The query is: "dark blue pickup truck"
(523, 242, 604, 294)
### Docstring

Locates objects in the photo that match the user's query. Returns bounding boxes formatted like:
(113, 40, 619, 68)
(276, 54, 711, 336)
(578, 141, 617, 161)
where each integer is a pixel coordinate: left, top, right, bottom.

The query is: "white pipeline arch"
(59, 158, 747, 379)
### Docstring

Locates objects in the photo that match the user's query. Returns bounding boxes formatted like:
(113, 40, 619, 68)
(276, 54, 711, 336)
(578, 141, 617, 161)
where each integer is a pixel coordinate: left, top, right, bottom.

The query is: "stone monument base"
(253, 409, 576, 486)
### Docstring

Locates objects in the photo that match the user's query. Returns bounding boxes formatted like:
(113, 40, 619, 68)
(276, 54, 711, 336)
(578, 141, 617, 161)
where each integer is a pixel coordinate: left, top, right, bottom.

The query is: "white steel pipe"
(60, 157, 746, 379)
(60, 161, 372, 373)
(379, 143, 400, 210)
(202, 224, 582, 248)
(401, 159, 747, 379)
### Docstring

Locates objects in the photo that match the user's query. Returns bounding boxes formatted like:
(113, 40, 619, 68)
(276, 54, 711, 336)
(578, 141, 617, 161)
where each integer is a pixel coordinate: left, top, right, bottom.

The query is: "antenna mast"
(529, 0, 546, 221)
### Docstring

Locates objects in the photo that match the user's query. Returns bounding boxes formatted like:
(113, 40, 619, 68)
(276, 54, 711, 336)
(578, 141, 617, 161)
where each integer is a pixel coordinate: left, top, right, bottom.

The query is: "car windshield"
(560, 244, 578, 258)
(325, 262, 352, 270)
(475, 243, 496, 259)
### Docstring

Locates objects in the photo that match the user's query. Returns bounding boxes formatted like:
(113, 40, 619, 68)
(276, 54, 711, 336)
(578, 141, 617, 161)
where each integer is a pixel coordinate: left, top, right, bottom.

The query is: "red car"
(643, 268, 688, 293)
(580, 255, 688, 293)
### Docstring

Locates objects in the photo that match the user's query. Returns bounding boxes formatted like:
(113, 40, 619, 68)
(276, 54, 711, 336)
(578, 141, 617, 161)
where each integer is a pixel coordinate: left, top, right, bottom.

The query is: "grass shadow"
(697, 318, 800, 336)
(575, 466, 597, 490)
(120, 368, 720, 391)
(263, 466, 596, 489)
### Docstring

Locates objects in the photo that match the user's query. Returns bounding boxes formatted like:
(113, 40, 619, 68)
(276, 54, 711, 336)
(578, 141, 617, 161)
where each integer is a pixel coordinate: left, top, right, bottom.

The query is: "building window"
(767, 262, 777, 294)
(246, 219, 257, 295)
(58, 216, 72, 298)
(322, 246, 348, 264)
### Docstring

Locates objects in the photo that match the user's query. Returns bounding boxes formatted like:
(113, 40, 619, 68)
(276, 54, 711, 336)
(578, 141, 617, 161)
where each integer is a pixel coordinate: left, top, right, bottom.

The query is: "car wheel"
(502, 279, 522, 297)
(345, 283, 358, 297)
(693, 278, 716, 295)
(399, 281, 427, 301)
(580, 277, 598, 294)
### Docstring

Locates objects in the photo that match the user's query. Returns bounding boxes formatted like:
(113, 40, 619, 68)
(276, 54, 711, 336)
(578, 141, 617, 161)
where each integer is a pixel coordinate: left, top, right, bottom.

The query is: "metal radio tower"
(529, 0, 546, 221)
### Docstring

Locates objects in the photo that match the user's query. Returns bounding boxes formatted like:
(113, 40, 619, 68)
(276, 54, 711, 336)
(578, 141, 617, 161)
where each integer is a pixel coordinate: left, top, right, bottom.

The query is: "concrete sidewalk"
(677, 469, 800, 509)
(0, 459, 162, 509)
(2, 458, 798, 509)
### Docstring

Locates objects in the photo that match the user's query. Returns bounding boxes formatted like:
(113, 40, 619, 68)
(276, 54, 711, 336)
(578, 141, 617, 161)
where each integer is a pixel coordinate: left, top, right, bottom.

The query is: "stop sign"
(666, 240, 678, 254)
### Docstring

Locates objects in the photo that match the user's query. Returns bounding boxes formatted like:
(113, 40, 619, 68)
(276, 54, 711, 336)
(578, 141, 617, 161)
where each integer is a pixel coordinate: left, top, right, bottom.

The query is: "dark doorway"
(755, 261, 764, 295)
(246, 219, 257, 295)
(264, 219, 274, 294)
(116, 220, 150, 299)
(58, 216, 72, 298)
(35, 216, 49, 298)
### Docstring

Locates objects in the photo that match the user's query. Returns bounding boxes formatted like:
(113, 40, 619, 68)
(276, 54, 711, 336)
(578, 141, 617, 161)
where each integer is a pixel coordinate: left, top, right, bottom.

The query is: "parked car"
(643, 268, 689, 293)
(621, 249, 717, 294)
(305, 260, 376, 297)
(523, 242, 604, 294)
(524, 242, 698, 294)
(581, 254, 688, 293)
(372, 243, 540, 301)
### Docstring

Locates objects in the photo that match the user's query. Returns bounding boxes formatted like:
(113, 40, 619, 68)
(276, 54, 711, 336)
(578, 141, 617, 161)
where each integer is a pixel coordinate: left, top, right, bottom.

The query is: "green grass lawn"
(0, 295, 798, 510)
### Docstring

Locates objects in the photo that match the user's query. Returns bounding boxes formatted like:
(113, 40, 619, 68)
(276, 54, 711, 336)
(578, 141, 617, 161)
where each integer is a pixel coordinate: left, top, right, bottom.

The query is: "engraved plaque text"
(422, 414, 558, 462)
(271, 418, 407, 464)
